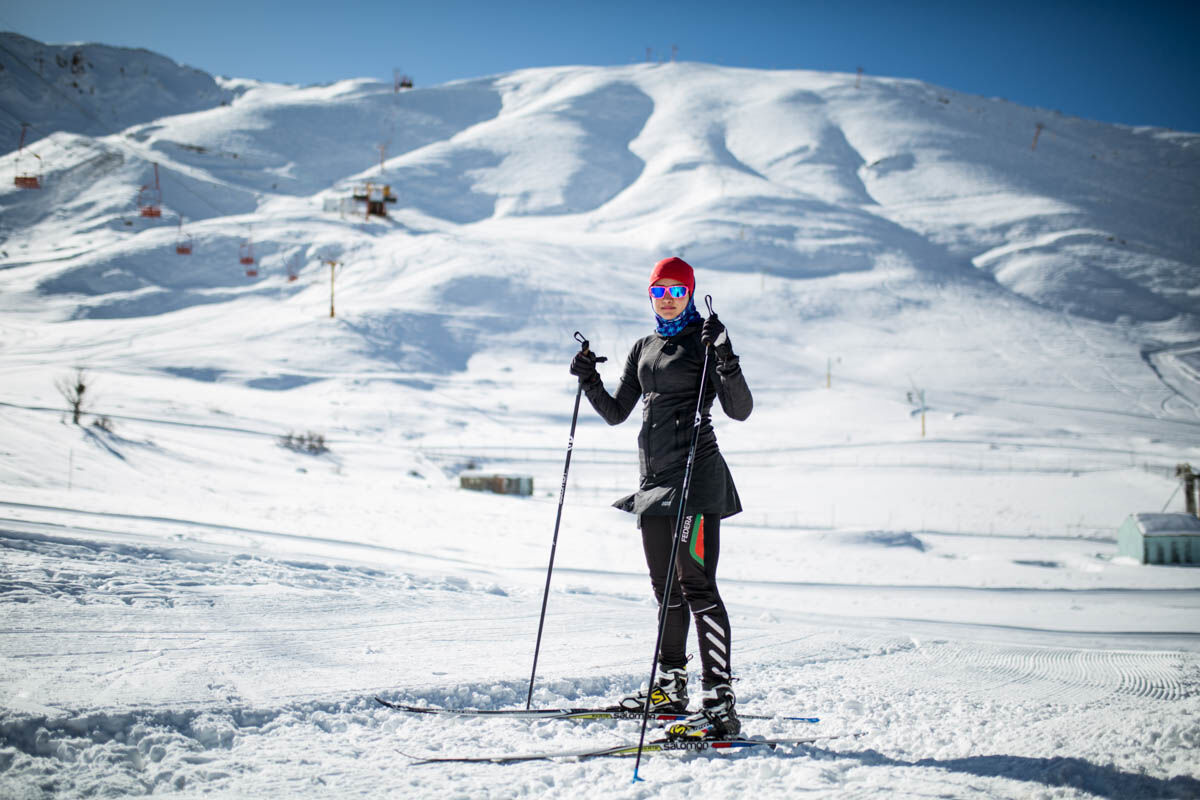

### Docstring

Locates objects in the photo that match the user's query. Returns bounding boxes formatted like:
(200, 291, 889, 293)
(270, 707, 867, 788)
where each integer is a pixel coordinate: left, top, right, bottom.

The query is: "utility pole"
(1178, 463, 1197, 516)
(908, 379, 926, 438)
(1032, 122, 1045, 151)
(325, 260, 341, 318)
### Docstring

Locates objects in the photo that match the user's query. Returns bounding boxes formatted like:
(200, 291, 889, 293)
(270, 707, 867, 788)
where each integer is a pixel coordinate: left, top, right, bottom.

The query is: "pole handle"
(573, 330, 607, 362)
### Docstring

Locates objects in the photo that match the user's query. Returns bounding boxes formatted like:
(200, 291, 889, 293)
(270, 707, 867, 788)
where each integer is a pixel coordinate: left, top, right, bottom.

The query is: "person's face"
(650, 279, 689, 320)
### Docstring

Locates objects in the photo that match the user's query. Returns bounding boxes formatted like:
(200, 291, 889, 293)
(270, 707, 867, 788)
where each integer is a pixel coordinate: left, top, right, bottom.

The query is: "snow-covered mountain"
(1, 36, 1199, 799)
(0, 32, 233, 150)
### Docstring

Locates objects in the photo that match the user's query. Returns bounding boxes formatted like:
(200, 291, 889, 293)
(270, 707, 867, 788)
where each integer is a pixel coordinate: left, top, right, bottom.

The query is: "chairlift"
(240, 241, 257, 276)
(138, 163, 162, 217)
(13, 123, 42, 189)
(175, 217, 192, 255)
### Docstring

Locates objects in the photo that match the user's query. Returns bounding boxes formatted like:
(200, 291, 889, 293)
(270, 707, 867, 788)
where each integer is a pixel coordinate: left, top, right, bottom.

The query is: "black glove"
(569, 349, 600, 385)
(701, 314, 735, 361)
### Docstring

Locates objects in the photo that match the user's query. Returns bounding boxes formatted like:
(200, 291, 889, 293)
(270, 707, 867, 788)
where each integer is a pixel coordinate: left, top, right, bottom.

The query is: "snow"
(1, 37, 1200, 798)
(1134, 513, 1200, 535)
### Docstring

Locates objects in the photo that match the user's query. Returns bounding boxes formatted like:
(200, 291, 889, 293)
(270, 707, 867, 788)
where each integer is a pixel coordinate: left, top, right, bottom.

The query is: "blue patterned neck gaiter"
(654, 298, 702, 338)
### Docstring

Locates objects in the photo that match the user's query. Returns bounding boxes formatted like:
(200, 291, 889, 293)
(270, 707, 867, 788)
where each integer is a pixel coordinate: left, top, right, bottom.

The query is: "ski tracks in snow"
(2, 517, 1199, 797)
(902, 640, 1192, 703)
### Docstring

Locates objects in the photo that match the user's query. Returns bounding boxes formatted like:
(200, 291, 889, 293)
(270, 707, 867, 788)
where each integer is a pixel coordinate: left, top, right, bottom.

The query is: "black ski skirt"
(613, 451, 742, 520)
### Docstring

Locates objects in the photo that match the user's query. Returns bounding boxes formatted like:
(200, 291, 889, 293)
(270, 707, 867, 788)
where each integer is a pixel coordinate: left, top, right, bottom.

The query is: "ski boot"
(618, 667, 688, 714)
(665, 683, 740, 740)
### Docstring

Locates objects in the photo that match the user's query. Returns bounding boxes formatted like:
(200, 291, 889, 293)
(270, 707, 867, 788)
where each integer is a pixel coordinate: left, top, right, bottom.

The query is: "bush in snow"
(279, 431, 329, 455)
(55, 367, 90, 425)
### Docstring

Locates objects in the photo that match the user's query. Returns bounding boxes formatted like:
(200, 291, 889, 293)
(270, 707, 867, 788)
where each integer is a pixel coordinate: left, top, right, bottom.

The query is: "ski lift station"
(323, 183, 398, 219)
(352, 182, 397, 217)
(1118, 513, 1200, 565)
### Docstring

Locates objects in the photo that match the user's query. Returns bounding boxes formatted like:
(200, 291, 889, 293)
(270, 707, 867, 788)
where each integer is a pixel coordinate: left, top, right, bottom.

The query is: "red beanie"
(648, 256, 695, 298)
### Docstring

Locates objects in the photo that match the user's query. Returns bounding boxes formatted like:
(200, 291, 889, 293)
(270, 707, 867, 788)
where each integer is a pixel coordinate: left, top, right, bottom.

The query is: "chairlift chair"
(13, 124, 42, 189)
(240, 241, 257, 276)
(139, 163, 162, 217)
(175, 218, 192, 255)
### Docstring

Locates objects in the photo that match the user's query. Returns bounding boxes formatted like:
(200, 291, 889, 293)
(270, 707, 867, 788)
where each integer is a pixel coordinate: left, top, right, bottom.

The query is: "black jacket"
(582, 321, 753, 519)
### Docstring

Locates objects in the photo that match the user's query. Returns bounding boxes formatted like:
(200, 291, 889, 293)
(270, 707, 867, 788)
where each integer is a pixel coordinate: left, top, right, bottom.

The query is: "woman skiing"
(569, 256, 753, 740)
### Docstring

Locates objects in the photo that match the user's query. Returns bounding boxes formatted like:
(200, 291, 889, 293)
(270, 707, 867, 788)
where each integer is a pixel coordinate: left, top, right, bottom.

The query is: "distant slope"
(0, 32, 233, 151)
(1, 37, 1198, 388)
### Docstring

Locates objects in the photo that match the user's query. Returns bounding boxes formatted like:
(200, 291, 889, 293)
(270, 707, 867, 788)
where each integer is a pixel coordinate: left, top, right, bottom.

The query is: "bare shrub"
(280, 431, 329, 455)
(56, 368, 89, 425)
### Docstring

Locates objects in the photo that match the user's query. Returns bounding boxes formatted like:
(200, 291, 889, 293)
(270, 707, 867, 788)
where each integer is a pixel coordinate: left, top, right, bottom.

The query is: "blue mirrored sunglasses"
(649, 285, 688, 299)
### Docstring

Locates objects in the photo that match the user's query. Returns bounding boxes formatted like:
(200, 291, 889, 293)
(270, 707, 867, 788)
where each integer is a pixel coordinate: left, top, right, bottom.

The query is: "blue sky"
(3, 0, 1198, 132)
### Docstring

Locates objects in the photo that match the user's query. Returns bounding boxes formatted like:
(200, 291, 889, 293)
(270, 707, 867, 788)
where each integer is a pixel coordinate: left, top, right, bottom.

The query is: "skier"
(569, 256, 753, 740)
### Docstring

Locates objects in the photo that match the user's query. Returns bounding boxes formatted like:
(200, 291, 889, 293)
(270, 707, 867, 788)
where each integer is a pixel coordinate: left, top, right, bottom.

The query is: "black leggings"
(640, 513, 732, 688)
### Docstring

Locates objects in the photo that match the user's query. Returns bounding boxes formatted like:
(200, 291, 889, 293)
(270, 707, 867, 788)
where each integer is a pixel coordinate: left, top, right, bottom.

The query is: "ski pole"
(526, 331, 606, 710)
(632, 295, 716, 782)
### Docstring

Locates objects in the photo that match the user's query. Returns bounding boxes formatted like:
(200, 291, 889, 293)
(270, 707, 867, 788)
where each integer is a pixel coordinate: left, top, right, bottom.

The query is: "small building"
(460, 473, 533, 497)
(1117, 513, 1200, 565)
(351, 182, 397, 217)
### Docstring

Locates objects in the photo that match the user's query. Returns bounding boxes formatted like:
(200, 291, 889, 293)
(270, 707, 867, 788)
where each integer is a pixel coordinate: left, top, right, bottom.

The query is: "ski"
(375, 697, 819, 723)
(401, 734, 836, 764)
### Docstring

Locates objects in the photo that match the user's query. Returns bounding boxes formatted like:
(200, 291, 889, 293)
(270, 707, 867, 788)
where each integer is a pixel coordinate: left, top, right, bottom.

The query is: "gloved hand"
(701, 314, 735, 361)
(569, 349, 600, 385)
